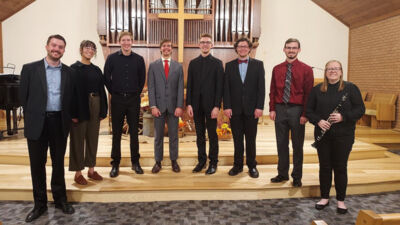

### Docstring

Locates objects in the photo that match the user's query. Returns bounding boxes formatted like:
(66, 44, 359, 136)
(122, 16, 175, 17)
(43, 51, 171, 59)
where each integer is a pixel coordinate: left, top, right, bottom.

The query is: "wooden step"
(1, 155, 400, 202)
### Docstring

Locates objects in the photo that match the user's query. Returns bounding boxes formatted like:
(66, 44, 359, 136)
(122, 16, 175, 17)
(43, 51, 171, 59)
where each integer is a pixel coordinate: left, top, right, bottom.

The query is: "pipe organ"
(101, 0, 259, 45)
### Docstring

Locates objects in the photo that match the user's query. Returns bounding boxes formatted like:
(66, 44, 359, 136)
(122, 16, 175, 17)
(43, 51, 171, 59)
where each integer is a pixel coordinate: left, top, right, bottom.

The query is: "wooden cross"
(158, 0, 204, 63)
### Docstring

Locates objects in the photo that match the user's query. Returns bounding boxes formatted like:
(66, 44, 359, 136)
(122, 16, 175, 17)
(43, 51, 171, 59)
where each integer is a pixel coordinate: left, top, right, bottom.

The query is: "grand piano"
(0, 74, 21, 138)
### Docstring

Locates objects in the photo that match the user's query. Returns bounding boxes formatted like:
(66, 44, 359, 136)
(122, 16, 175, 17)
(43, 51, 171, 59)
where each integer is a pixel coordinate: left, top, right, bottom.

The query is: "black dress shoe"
(205, 164, 217, 175)
(270, 175, 289, 183)
(25, 206, 47, 222)
(171, 160, 180, 173)
(248, 167, 259, 178)
(315, 201, 329, 210)
(110, 166, 119, 178)
(132, 162, 144, 174)
(152, 161, 162, 173)
(192, 163, 206, 173)
(55, 202, 75, 214)
(292, 179, 302, 187)
(337, 207, 348, 214)
(228, 166, 243, 176)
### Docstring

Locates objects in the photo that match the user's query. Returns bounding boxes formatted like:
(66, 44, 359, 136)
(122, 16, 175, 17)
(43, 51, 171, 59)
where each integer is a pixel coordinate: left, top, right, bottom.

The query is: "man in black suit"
(186, 33, 224, 174)
(19, 34, 75, 222)
(104, 32, 146, 177)
(223, 37, 265, 178)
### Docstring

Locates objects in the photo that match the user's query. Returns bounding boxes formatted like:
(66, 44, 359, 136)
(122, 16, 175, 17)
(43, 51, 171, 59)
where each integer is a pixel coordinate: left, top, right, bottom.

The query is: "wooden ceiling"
(0, 0, 35, 21)
(312, 0, 400, 28)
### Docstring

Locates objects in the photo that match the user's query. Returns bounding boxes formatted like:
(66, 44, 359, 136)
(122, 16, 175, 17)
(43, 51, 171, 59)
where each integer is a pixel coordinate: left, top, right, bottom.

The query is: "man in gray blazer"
(19, 34, 75, 222)
(147, 39, 184, 173)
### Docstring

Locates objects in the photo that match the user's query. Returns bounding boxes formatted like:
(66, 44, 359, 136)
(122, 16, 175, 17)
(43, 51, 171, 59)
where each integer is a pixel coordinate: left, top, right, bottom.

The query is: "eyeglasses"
(237, 45, 249, 49)
(326, 67, 341, 71)
(285, 47, 299, 50)
(200, 41, 212, 45)
(84, 46, 96, 51)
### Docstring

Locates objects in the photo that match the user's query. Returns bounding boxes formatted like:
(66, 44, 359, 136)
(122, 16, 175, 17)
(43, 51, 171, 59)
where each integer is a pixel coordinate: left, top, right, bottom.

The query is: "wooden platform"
(1, 118, 400, 202)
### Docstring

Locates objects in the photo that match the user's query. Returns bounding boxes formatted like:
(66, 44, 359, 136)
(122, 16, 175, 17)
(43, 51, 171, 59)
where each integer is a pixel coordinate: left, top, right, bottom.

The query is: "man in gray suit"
(147, 39, 184, 173)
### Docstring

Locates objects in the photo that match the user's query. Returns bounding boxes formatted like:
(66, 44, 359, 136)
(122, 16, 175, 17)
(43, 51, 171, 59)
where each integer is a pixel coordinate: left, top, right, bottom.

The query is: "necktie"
(238, 59, 248, 64)
(164, 60, 169, 80)
(283, 63, 292, 103)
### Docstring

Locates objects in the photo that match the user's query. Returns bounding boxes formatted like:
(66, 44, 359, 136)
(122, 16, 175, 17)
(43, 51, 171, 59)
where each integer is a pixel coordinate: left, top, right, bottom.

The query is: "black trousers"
(27, 113, 68, 207)
(230, 114, 258, 169)
(111, 93, 140, 166)
(317, 135, 353, 201)
(274, 104, 305, 180)
(193, 107, 219, 165)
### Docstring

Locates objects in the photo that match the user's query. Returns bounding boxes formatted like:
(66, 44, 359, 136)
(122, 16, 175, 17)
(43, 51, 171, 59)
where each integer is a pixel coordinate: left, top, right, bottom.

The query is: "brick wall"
(349, 15, 400, 130)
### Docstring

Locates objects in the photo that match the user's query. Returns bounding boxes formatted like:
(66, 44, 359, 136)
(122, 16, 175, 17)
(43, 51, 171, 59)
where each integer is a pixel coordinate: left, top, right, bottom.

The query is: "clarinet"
(311, 92, 348, 148)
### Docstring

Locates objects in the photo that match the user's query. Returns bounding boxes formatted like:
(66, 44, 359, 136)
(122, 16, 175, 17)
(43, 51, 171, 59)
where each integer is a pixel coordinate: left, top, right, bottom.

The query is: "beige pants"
(69, 95, 101, 171)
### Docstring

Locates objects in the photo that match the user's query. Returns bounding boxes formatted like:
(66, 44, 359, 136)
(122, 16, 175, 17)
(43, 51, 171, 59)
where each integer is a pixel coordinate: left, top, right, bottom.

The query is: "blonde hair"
(118, 32, 133, 42)
(320, 60, 345, 92)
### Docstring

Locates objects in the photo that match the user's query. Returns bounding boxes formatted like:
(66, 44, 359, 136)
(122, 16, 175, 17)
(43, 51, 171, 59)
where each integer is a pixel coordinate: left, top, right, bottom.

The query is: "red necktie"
(164, 60, 169, 80)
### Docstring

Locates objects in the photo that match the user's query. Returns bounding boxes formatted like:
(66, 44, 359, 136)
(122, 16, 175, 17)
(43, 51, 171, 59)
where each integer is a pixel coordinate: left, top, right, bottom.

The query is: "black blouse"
(306, 81, 365, 137)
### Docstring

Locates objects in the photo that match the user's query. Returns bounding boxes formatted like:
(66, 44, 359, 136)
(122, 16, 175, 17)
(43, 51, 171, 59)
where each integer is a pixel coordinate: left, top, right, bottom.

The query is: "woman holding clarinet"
(306, 60, 365, 214)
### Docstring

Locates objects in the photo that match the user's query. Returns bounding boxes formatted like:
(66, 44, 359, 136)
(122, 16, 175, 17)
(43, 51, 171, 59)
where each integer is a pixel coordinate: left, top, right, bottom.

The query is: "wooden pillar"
(0, 22, 3, 73)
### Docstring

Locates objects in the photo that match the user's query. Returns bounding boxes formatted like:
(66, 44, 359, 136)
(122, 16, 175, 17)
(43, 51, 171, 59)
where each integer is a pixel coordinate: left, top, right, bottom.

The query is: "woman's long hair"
(320, 60, 345, 92)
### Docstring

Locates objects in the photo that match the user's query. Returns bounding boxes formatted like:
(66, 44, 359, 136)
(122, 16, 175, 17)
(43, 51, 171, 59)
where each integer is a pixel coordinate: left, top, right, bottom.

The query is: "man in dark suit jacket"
(147, 39, 184, 173)
(223, 37, 265, 178)
(186, 33, 224, 174)
(19, 34, 75, 222)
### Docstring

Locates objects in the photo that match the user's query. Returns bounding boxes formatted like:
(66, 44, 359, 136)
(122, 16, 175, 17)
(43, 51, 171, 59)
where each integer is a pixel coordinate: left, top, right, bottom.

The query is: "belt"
(278, 103, 302, 107)
(113, 92, 137, 97)
(45, 111, 61, 117)
(89, 92, 99, 97)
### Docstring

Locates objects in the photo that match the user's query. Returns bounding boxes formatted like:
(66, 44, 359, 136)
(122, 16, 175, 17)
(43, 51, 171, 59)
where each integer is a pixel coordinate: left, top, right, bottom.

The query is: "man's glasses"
(200, 41, 212, 45)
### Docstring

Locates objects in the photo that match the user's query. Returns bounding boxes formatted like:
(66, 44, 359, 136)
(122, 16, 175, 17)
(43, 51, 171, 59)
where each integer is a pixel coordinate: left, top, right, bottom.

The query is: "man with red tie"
(269, 38, 314, 187)
(147, 39, 184, 173)
(223, 37, 265, 178)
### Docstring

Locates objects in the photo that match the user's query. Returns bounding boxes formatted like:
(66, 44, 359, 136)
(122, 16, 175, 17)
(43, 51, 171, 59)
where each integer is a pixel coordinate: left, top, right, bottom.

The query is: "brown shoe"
(88, 171, 103, 181)
(152, 162, 162, 173)
(74, 175, 87, 185)
(171, 160, 180, 173)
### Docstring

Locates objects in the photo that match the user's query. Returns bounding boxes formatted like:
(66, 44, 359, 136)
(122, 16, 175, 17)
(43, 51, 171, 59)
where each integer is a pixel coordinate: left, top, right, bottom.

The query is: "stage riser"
(2, 183, 400, 203)
(0, 149, 387, 167)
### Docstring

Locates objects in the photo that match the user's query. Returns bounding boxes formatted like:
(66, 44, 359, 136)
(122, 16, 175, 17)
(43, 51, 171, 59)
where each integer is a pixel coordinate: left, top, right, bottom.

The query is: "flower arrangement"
(216, 123, 232, 140)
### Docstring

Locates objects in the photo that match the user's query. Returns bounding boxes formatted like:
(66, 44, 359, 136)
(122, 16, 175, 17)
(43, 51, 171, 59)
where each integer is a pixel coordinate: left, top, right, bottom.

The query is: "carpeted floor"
(1, 191, 400, 225)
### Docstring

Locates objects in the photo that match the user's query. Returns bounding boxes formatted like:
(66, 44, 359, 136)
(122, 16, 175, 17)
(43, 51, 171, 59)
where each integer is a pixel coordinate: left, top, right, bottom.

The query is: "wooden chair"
(357, 91, 368, 125)
(311, 210, 400, 225)
(363, 93, 397, 129)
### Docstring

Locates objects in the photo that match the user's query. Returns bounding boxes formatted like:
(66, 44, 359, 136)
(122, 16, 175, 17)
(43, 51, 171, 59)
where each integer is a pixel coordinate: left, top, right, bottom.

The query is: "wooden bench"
(312, 210, 400, 225)
(361, 93, 397, 129)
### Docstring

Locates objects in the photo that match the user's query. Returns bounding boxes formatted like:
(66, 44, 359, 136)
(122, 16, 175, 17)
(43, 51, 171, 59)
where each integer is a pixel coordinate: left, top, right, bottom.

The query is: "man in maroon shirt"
(269, 38, 314, 187)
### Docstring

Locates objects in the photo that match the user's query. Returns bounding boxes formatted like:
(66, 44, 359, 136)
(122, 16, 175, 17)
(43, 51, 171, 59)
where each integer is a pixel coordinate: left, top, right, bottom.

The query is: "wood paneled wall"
(348, 15, 400, 130)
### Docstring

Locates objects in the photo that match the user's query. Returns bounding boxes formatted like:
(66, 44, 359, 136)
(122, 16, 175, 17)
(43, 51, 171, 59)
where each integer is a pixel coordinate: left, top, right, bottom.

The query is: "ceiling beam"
(0, 0, 35, 21)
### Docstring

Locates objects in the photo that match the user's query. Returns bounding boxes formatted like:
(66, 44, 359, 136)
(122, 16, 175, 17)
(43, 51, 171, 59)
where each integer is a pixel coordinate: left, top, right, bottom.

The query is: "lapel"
(169, 60, 177, 82)
(234, 58, 243, 84)
(156, 59, 167, 83)
(243, 58, 253, 86)
(60, 65, 67, 101)
(37, 61, 48, 96)
(199, 55, 211, 84)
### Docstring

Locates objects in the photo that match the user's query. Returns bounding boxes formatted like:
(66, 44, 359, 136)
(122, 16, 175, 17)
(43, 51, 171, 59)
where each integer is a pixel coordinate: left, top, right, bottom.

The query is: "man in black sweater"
(104, 32, 146, 177)
(186, 33, 224, 174)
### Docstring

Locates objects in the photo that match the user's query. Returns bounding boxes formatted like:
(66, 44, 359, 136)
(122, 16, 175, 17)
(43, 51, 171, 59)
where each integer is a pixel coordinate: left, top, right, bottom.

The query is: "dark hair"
(160, 39, 172, 48)
(79, 40, 97, 56)
(46, 34, 66, 46)
(284, 38, 300, 48)
(234, 36, 252, 53)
